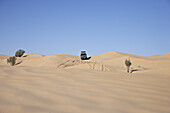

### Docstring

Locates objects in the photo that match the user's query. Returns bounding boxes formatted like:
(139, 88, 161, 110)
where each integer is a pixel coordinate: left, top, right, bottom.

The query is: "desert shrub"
(15, 49, 25, 57)
(7, 56, 17, 66)
(125, 59, 132, 73)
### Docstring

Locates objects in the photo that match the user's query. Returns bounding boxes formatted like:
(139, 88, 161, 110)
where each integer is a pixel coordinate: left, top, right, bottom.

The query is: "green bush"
(7, 56, 17, 66)
(125, 59, 132, 73)
(15, 49, 25, 57)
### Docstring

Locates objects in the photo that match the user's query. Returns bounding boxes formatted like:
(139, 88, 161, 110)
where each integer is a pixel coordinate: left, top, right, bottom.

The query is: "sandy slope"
(0, 51, 170, 113)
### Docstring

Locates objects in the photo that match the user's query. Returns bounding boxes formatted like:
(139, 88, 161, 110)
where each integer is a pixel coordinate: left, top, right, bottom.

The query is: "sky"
(0, 0, 170, 56)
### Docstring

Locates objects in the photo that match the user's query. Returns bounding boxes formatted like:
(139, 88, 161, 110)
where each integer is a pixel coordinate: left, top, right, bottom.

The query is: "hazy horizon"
(0, 0, 170, 56)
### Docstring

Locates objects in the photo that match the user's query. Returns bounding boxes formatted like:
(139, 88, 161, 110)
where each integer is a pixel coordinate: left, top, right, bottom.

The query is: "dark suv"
(80, 51, 91, 60)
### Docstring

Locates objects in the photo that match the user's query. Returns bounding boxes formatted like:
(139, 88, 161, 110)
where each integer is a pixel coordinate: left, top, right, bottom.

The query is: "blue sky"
(0, 0, 170, 56)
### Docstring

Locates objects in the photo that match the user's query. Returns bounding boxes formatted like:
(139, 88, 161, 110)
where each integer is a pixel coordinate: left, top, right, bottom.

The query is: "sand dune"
(0, 51, 170, 113)
(0, 54, 9, 60)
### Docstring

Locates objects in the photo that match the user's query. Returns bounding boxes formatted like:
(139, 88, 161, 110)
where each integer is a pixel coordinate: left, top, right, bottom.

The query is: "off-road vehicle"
(80, 51, 91, 60)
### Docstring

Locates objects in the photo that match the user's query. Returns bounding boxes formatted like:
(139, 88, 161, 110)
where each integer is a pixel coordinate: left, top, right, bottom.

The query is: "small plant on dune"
(7, 56, 17, 66)
(125, 59, 132, 73)
(15, 49, 25, 57)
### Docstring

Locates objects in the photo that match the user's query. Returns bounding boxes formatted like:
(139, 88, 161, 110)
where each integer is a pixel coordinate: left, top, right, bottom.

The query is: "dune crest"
(0, 54, 9, 60)
(1, 52, 170, 73)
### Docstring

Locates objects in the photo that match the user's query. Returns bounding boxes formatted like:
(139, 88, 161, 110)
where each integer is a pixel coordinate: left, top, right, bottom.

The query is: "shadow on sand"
(15, 61, 23, 65)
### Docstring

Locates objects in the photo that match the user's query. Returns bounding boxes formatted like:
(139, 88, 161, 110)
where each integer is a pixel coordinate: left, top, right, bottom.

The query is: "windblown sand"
(0, 51, 170, 113)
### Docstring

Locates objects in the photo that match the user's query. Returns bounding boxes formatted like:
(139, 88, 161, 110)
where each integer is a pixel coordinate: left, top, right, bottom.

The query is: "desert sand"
(0, 51, 170, 113)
